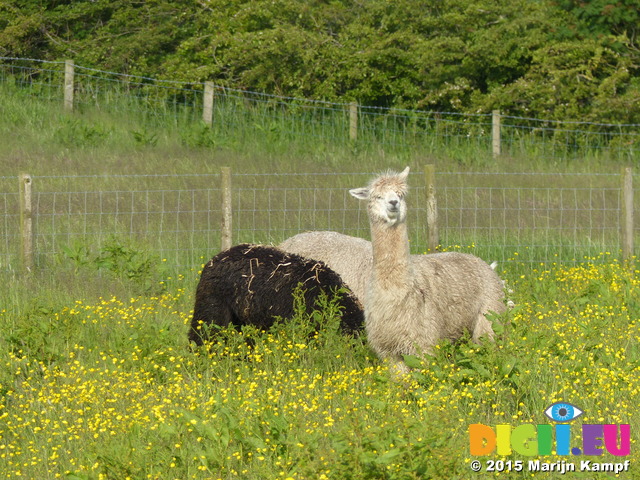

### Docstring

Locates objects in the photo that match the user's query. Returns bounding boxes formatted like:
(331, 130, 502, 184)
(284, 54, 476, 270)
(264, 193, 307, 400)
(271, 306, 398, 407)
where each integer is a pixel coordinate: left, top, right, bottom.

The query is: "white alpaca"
(280, 231, 512, 309)
(280, 231, 373, 303)
(349, 167, 506, 374)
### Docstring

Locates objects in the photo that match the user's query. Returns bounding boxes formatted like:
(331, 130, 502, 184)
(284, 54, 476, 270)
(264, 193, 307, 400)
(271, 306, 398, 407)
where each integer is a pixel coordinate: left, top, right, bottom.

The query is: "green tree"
(0, 0, 198, 74)
(0, 2, 50, 58)
(164, 0, 561, 110)
(1, 0, 638, 121)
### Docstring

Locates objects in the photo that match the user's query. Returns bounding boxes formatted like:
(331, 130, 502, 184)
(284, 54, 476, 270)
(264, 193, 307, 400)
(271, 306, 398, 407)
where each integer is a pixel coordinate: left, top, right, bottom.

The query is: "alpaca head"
(350, 167, 410, 226)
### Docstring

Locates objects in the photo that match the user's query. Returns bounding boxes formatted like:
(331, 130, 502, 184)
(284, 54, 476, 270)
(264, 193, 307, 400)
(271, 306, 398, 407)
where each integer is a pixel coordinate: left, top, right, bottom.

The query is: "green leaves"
(60, 237, 168, 294)
(2, 0, 638, 121)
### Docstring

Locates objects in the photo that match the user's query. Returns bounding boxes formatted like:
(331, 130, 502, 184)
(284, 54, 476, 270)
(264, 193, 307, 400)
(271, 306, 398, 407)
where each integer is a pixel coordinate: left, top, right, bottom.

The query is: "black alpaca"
(189, 244, 364, 345)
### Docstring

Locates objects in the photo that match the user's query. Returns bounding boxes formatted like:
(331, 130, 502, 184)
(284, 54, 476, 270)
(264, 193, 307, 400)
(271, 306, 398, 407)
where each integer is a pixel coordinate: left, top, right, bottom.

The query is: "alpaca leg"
(387, 355, 411, 377)
(471, 314, 495, 343)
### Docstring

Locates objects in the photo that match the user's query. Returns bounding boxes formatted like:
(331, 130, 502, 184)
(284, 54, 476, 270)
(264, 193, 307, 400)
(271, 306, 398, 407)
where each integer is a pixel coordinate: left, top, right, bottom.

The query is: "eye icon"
(544, 402, 584, 422)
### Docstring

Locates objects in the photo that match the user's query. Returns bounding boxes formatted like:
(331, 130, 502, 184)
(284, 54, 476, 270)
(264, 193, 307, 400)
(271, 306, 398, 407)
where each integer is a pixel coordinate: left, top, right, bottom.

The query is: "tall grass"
(1, 75, 637, 178)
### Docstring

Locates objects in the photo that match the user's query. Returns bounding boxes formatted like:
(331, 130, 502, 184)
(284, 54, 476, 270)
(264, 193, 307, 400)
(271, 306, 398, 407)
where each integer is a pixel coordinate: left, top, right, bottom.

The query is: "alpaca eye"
(544, 402, 583, 422)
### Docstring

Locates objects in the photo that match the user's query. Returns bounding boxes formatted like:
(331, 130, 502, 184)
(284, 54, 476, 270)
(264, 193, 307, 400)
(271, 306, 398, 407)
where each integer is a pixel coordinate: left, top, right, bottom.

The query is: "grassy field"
(1, 81, 639, 478)
(1, 254, 638, 479)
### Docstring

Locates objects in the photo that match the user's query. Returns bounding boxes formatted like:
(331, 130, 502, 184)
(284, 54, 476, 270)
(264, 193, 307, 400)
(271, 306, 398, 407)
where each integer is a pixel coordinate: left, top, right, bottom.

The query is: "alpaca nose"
(389, 200, 399, 208)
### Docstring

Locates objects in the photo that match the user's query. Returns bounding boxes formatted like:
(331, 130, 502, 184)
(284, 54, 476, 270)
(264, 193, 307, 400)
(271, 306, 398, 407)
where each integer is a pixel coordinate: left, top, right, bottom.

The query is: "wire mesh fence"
(434, 172, 626, 263)
(1, 58, 638, 273)
(0, 170, 636, 274)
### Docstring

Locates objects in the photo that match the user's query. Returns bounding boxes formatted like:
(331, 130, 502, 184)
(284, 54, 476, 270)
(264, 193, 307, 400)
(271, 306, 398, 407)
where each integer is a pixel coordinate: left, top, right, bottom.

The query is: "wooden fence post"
(203, 81, 214, 126)
(621, 166, 634, 263)
(349, 102, 358, 141)
(492, 110, 501, 158)
(221, 167, 232, 251)
(424, 164, 439, 251)
(19, 173, 34, 273)
(64, 59, 75, 111)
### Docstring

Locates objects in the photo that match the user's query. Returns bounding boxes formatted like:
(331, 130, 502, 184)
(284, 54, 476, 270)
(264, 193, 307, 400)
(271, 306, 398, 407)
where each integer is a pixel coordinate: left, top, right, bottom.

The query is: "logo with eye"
(544, 402, 584, 422)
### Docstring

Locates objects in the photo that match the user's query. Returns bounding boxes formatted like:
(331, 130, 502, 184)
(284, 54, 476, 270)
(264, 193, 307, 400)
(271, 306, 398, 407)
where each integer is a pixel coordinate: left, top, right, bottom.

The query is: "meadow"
(1, 252, 639, 479)
(1, 79, 639, 478)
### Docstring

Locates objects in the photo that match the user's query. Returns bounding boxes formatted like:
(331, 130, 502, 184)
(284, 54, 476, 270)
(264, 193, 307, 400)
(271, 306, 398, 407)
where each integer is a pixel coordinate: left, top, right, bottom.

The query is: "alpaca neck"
(370, 220, 411, 288)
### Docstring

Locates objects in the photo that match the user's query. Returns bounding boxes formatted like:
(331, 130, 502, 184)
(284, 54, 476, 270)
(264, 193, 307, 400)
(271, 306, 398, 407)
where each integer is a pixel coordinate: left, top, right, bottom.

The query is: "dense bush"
(1, 0, 638, 121)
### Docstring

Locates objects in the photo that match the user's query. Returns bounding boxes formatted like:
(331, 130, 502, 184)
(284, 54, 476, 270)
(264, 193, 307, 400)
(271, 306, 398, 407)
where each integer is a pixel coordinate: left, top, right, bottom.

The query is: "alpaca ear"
(349, 187, 369, 200)
(399, 166, 410, 180)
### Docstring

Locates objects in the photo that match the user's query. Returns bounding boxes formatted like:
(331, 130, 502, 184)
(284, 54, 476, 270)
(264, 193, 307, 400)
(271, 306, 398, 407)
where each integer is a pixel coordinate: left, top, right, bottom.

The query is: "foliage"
(54, 118, 111, 147)
(554, 0, 640, 43)
(482, 37, 640, 123)
(548, 0, 640, 122)
(1, 0, 638, 122)
(60, 237, 167, 294)
(0, 0, 198, 74)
